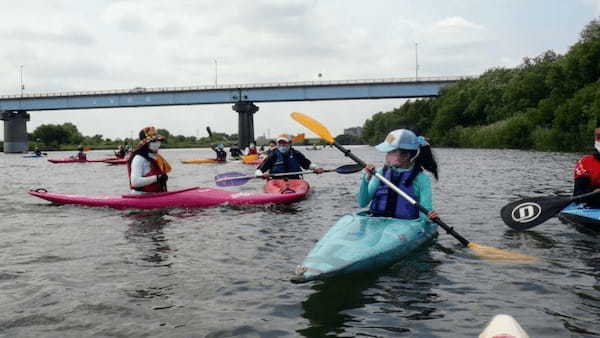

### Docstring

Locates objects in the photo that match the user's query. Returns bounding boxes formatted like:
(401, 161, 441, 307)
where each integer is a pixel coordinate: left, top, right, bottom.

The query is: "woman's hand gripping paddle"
(214, 164, 364, 187)
(500, 190, 600, 230)
(290, 112, 536, 262)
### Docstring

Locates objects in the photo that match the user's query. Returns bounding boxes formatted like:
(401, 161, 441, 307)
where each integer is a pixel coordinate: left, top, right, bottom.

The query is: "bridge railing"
(0, 75, 474, 100)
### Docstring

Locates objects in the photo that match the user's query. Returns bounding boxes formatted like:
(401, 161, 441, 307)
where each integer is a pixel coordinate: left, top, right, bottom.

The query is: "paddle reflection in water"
(298, 251, 442, 337)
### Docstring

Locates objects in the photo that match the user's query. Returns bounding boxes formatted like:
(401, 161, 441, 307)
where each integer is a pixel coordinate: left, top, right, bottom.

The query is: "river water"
(1, 146, 598, 337)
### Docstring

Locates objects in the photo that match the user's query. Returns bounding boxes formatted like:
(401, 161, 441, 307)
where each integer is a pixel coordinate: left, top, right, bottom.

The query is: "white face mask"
(595, 141, 600, 153)
(148, 141, 161, 152)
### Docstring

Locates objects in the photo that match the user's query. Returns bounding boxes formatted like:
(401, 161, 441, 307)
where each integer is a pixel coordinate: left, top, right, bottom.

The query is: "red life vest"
(127, 156, 166, 193)
(247, 148, 258, 155)
(574, 155, 600, 189)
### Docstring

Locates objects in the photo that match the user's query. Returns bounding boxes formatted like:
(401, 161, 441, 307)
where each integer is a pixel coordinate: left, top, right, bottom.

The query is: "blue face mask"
(277, 145, 290, 153)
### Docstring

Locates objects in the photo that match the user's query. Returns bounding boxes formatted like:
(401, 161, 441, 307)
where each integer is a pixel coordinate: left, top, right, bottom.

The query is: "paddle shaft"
(330, 140, 470, 247)
(217, 169, 334, 183)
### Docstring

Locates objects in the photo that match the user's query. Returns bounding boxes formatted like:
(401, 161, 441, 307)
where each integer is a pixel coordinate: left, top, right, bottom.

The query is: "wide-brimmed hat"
(133, 126, 165, 150)
(375, 129, 428, 153)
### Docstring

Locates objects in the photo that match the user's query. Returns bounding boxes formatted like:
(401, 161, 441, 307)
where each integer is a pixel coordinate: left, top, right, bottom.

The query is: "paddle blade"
(335, 164, 364, 174)
(290, 112, 334, 143)
(500, 196, 572, 230)
(206, 126, 213, 139)
(467, 242, 537, 262)
(214, 172, 253, 187)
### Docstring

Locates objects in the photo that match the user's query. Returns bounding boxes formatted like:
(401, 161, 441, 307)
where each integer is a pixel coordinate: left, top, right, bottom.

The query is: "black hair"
(127, 142, 153, 167)
(401, 145, 439, 185)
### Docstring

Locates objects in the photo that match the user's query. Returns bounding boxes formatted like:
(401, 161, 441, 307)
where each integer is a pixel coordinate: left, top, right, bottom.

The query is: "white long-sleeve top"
(129, 153, 159, 194)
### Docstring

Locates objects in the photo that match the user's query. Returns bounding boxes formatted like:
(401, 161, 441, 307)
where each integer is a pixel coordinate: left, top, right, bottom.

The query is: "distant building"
(343, 127, 363, 137)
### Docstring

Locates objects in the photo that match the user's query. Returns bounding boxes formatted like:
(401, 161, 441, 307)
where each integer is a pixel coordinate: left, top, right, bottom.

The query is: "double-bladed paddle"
(500, 190, 600, 230)
(290, 111, 536, 262)
(214, 163, 364, 187)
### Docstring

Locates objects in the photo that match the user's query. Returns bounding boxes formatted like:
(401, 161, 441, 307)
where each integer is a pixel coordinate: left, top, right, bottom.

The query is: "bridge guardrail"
(0, 75, 475, 100)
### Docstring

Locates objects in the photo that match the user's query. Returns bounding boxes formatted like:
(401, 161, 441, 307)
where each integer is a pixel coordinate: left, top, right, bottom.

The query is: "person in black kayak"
(229, 145, 242, 159)
(255, 134, 324, 180)
(211, 143, 227, 162)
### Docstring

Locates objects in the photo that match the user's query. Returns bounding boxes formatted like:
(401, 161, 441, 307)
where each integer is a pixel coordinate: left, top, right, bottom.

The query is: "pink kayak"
(28, 185, 309, 210)
(104, 158, 128, 165)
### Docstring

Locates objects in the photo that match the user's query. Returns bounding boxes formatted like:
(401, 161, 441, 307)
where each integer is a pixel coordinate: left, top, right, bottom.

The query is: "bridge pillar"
(232, 101, 259, 149)
(1, 110, 30, 153)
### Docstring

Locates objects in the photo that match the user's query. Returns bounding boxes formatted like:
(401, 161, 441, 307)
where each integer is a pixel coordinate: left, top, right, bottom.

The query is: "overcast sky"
(1, 0, 599, 141)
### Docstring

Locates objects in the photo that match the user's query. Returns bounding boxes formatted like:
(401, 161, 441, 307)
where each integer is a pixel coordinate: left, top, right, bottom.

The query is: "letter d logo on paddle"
(511, 202, 542, 223)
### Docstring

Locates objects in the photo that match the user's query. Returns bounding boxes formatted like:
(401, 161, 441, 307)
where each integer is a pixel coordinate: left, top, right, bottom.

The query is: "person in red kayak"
(244, 142, 258, 156)
(255, 134, 324, 180)
(70, 145, 87, 161)
(358, 129, 440, 221)
(127, 126, 172, 194)
(573, 126, 600, 206)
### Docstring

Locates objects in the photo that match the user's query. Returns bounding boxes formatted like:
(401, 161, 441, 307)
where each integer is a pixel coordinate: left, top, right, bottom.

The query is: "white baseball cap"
(375, 129, 428, 152)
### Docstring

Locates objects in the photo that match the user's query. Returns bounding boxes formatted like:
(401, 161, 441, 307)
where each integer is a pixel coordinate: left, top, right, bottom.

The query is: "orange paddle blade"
(290, 112, 334, 143)
(467, 242, 537, 262)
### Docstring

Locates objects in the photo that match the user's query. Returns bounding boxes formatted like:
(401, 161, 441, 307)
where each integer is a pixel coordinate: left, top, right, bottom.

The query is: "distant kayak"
(291, 211, 437, 283)
(242, 154, 263, 165)
(479, 314, 529, 338)
(558, 203, 600, 231)
(181, 158, 225, 164)
(29, 185, 308, 210)
(48, 157, 115, 164)
(22, 154, 43, 158)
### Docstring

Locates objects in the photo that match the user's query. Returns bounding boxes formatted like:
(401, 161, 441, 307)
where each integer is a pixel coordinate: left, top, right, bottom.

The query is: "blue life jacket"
(271, 149, 302, 177)
(369, 167, 419, 219)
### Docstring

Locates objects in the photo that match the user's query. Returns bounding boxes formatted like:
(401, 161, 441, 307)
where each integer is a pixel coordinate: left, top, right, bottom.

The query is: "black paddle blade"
(206, 126, 213, 138)
(335, 164, 364, 174)
(500, 195, 572, 230)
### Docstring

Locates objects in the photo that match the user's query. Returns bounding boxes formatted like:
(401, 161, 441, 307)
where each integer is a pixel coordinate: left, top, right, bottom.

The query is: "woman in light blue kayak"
(358, 129, 440, 221)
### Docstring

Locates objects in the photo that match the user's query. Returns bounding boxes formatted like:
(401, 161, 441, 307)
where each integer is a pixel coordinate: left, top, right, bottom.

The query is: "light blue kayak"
(291, 211, 438, 283)
(558, 203, 600, 231)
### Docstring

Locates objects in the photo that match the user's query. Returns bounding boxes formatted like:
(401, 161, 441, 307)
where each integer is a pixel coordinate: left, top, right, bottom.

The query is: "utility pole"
(20, 65, 24, 96)
(214, 59, 218, 86)
(415, 43, 419, 81)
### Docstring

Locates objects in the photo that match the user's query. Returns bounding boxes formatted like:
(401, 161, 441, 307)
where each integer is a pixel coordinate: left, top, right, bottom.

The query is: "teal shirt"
(357, 167, 433, 221)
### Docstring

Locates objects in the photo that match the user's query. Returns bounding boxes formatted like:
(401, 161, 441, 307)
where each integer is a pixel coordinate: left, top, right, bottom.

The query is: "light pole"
(214, 59, 218, 86)
(19, 65, 24, 96)
(415, 43, 419, 81)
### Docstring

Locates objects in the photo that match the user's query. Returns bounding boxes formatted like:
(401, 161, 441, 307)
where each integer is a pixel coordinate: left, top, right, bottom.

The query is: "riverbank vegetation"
(363, 18, 600, 152)
(26, 123, 334, 151)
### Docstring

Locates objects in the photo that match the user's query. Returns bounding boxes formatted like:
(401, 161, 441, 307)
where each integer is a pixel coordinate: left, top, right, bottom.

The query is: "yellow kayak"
(180, 158, 225, 164)
(242, 154, 263, 165)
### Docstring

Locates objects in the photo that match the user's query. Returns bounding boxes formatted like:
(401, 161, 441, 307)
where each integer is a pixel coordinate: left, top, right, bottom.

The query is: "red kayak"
(264, 179, 310, 195)
(48, 157, 115, 164)
(29, 184, 309, 210)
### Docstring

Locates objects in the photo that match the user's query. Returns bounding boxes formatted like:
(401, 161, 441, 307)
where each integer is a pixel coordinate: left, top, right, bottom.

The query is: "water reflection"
(298, 251, 441, 337)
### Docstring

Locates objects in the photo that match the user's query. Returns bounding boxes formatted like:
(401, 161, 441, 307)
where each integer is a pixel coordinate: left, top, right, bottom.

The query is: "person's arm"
(130, 155, 159, 188)
(357, 169, 382, 208)
(413, 173, 435, 220)
(256, 153, 275, 176)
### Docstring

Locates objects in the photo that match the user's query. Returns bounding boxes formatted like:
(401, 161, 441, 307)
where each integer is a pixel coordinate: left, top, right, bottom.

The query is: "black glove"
(157, 174, 168, 185)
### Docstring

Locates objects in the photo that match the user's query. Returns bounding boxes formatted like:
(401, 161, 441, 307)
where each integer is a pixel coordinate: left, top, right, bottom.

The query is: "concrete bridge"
(0, 76, 465, 152)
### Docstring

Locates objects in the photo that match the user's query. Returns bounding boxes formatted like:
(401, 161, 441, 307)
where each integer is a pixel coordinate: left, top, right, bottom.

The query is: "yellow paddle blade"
(292, 133, 305, 143)
(467, 242, 537, 262)
(83, 146, 92, 152)
(290, 112, 334, 143)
